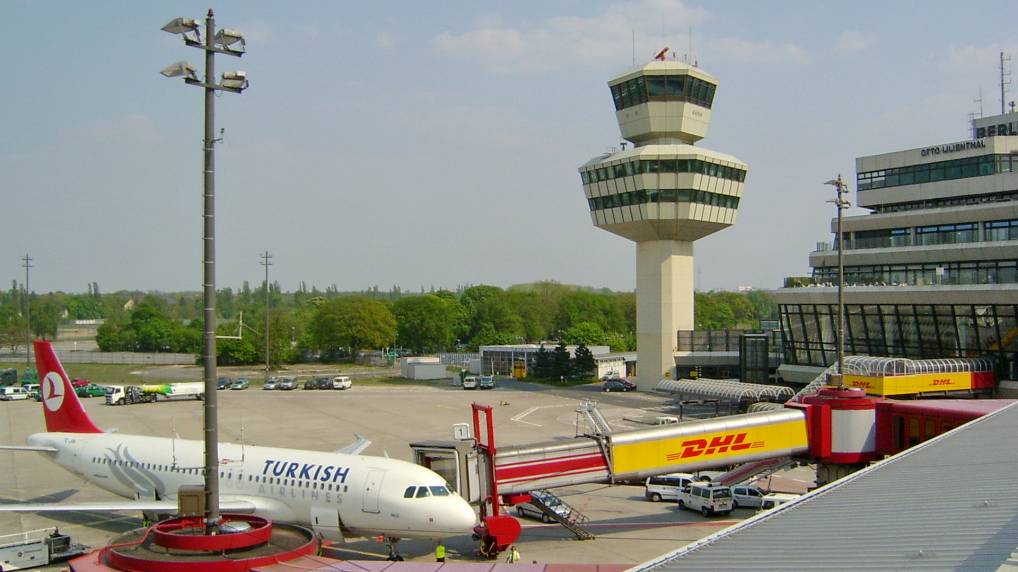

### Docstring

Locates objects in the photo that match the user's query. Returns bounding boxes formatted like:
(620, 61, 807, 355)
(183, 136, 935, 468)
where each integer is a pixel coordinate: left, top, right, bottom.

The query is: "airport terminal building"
(776, 111, 1018, 385)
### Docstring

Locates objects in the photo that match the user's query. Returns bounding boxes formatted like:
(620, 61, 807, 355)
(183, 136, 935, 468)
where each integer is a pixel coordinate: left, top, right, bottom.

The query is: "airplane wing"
(0, 445, 59, 452)
(335, 433, 371, 455)
(0, 497, 257, 513)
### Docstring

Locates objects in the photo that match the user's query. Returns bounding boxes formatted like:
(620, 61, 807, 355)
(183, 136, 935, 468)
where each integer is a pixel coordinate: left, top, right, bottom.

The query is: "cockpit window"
(404, 486, 415, 498)
(415, 486, 432, 498)
(429, 486, 450, 496)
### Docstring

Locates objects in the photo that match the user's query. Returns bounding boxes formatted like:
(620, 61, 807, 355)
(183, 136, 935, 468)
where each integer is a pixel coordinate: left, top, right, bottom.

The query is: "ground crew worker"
(506, 544, 520, 563)
(436, 541, 446, 563)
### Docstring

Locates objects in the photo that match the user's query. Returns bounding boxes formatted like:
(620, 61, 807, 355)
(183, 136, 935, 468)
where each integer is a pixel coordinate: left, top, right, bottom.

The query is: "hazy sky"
(3, 1, 1016, 295)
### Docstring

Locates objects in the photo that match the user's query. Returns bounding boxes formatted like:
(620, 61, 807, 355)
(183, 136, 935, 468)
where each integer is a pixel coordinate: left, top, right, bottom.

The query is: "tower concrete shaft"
(637, 241, 694, 384)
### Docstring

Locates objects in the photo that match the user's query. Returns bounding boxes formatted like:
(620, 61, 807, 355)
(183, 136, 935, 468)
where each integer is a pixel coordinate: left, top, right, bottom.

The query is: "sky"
(3, 1, 1017, 295)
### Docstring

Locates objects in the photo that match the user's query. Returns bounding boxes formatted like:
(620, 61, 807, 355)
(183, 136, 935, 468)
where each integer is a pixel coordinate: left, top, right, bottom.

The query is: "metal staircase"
(529, 490, 595, 540)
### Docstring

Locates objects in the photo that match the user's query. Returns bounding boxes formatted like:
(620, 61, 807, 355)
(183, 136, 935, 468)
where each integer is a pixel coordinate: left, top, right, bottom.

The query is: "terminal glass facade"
(813, 259, 1018, 286)
(780, 303, 1018, 368)
(856, 154, 1016, 191)
(610, 74, 717, 111)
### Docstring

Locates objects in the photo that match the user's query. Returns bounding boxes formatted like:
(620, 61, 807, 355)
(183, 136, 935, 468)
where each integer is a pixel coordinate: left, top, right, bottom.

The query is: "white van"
(0, 387, 29, 401)
(644, 473, 695, 502)
(462, 376, 479, 390)
(677, 482, 733, 516)
(331, 376, 352, 390)
(760, 492, 800, 510)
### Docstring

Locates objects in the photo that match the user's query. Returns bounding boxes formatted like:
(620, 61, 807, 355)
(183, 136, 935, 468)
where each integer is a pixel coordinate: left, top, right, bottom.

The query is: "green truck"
(75, 383, 108, 398)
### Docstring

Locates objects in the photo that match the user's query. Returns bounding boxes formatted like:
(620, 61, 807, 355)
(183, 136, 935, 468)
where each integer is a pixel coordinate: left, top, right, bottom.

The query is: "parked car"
(303, 378, 318, 390)
(462, 376, 479, 390)
(645, 473, 695, 502)
(277, 377, 297, 391)
(760, 493, 800, 510)
(70, 378, 89, 389)
(331, 376, 352, 390)
(603, 379, 636, 392)
(677, 482, 733, 516)
(231, 378, 250, 390)
(23, 384, 40, 401)
(730, 485, 765, 509)
(479, 375, 495, 389)
(0, 387, 29, 401)
(514, 491, 570, 523)
(75, 383, 108, 398)
(217, 377, 232, 390)
(263, 377, 278, 390)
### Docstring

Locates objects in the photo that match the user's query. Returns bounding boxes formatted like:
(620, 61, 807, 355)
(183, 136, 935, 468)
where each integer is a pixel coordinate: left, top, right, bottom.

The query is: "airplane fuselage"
(27, 431, 476, 540)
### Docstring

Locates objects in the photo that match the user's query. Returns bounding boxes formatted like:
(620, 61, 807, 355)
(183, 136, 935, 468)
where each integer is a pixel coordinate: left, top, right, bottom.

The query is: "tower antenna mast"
(1000, 51, 1011, 115)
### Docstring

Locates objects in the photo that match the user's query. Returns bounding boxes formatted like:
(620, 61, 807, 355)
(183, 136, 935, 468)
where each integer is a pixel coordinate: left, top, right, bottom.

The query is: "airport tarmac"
(0, 379, 751, 568)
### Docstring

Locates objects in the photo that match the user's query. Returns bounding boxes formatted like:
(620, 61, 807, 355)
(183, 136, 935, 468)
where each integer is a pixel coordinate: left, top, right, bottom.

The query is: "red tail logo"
(33, 340, 102, 433)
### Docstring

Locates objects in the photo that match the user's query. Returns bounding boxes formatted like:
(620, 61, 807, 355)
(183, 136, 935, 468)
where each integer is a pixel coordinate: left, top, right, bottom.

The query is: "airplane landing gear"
(385, 537, 405, 561)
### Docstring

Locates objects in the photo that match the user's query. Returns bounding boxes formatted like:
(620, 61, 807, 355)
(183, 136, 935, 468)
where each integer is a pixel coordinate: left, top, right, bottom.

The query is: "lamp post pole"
(162, 9, 248, 534)
(261, 252, 272, 373)
(199, 11, 220, 532)
(22, 254, 32, 369)
(826, 175, 850, 386)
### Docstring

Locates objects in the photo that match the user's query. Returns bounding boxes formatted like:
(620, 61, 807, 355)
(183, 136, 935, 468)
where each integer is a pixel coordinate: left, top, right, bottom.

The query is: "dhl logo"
(666, 432, 764, 460)
(931, 378, 953, 386)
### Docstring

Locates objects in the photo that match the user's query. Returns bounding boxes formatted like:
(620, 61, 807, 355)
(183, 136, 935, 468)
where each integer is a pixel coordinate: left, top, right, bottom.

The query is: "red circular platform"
(100, 514, 318, 572)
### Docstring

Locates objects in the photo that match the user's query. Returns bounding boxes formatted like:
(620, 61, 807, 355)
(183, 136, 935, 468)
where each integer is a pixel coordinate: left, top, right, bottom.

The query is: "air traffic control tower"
(578, 57, 748, 391)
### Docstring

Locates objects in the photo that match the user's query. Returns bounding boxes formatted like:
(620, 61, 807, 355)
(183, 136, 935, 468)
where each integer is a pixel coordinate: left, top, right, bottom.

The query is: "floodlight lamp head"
(162, 17, 200, 35)
(221, 71, 249, 91)
(215, 28, 246, 53)
(160, 61, 197, 79)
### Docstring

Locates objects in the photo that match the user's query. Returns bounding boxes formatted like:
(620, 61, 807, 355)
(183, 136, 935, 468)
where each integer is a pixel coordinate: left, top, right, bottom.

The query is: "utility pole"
(21, 254, 32, 370)
(260, 251, 272, 373)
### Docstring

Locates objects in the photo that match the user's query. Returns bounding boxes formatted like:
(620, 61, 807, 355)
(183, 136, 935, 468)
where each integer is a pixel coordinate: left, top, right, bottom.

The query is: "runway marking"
(511, 404, 573, 427)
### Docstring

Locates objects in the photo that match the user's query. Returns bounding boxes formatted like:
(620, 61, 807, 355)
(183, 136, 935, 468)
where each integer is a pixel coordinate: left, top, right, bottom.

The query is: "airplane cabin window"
(404, 487, 415, 498)
(430, 486, 450, 496)
(416, 487, 432, 498)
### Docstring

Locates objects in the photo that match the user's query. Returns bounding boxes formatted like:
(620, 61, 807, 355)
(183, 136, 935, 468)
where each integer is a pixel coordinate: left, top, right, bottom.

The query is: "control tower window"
(610, 75, 716, 111)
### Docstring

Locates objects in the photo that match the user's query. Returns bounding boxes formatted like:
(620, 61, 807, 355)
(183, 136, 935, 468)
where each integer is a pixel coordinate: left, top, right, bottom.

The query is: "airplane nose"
(453, 498, 478, 531)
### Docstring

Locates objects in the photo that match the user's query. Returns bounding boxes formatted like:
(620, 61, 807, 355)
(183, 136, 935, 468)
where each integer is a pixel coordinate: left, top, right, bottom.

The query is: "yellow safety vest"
(436, 544, 446, 559)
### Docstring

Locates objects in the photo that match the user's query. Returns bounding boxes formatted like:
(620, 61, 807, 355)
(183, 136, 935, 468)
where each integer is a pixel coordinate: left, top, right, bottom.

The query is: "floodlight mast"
(825, 175, 851, 388)
(161, 7, 247, 535)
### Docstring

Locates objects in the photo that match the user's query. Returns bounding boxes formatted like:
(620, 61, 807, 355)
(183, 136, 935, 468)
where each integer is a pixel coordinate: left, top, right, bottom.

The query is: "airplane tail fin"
(33, 340, 103, 434)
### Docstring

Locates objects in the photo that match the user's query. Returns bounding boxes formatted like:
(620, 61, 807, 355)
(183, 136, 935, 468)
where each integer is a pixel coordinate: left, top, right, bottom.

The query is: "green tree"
(563, 321, 607, 346)
(217, 323, 258, 365)
(461, 285, 524, 344)
(531, 344, 551, 379)
(572, 344, 596, 378)
(308, 296, 396, 360)
(694, 292, 737, 330)
(393, 294, 460, 353)
(551, 341, 571, 380)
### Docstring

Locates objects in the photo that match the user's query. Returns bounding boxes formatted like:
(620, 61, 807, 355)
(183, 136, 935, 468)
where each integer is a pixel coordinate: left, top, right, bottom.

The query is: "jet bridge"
(411, 402, 809, 556)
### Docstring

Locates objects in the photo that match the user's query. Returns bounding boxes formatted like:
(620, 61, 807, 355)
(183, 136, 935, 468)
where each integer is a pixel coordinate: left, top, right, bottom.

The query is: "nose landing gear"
(385, 537, 405, 561)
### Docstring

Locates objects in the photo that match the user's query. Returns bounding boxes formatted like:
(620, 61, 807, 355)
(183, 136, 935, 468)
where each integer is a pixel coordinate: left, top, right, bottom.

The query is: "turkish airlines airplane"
(0, 340, 477, 559)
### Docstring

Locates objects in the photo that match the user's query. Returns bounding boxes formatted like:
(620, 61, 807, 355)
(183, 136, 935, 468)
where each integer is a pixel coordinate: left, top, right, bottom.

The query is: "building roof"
(633, 401, 1018, 571)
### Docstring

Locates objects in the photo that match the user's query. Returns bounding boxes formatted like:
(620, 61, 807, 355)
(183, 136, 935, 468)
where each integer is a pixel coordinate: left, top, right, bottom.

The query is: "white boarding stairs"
(529, 490, 595, 540)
